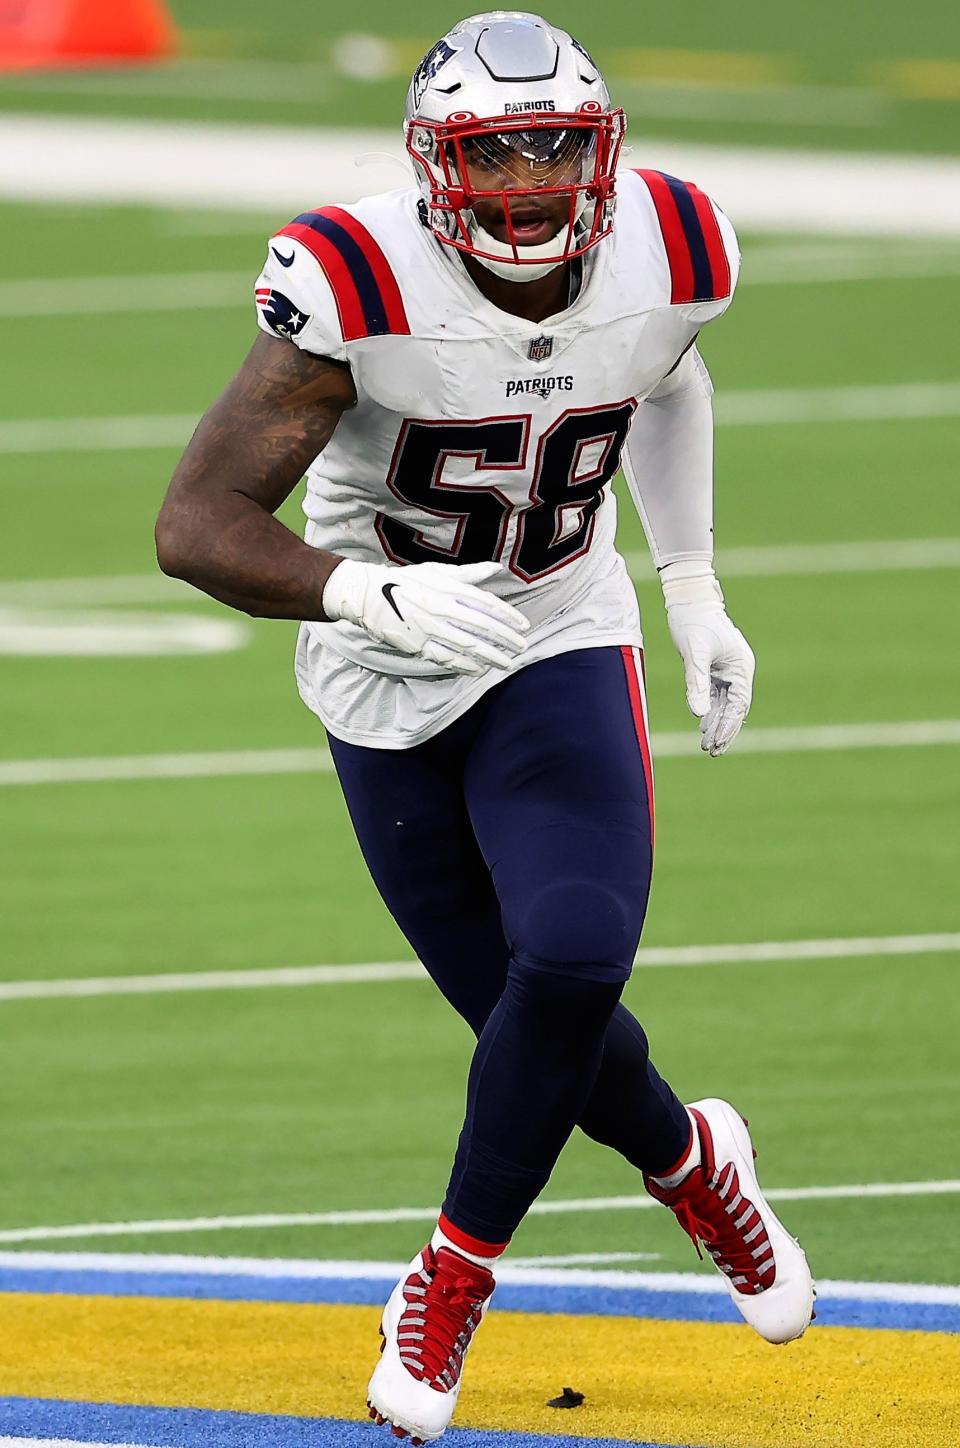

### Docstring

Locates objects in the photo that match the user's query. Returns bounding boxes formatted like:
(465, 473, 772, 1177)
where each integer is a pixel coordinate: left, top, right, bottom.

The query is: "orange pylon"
(0, 0, 176, 70)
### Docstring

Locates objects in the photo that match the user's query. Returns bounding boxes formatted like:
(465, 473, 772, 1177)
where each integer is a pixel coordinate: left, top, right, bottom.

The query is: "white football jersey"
(253, 169, 739, 748)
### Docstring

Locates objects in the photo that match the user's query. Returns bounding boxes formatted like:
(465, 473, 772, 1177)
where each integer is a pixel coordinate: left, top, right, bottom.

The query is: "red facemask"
(406, 106, 626, 270)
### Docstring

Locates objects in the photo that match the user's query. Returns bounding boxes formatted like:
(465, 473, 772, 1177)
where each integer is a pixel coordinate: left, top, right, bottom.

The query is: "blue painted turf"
(0, 1397, 700, 1448)
(0, 1266, 956, 1333)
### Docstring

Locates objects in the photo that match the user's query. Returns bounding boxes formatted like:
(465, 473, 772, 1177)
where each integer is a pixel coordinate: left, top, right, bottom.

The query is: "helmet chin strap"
(466, 194, 593, 283)
(469, 221, 567, 282)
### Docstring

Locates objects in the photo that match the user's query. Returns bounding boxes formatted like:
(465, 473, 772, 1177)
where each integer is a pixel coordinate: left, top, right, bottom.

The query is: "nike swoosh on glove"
(660, 562, 755, 756)
(321, 559, 529, 677)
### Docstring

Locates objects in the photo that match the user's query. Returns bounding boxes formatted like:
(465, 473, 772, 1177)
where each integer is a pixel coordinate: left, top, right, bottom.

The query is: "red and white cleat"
(366, 1243, 495, 1443)
(644, 1098, 815, 1344)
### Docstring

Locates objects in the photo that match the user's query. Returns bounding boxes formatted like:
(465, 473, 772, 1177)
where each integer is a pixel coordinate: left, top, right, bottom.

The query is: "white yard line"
(2, 720, 959, 790)
(2, 540, 956, 616)
(0, 575, 194, 605)
(502, 1250, 663, 1266)
(717, 380, 960, 425)
(623, 536, 960, 577)
(0, 413, 197, 453)
(1, 117, 959, 235)
(2, 383, 958, 454)
(0, 1180, 957, 1246)
(743, 240, 960, 284)
(1, 933, 957, 1004)
(1, 271, 251, 317)
(0, 608, 247, 657)
(0, 1441, 142, 1448)
(7, 243, 960, 320)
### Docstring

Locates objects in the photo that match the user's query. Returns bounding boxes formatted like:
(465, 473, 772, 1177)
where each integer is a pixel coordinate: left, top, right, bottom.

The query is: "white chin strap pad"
(469, 221, 566, 281)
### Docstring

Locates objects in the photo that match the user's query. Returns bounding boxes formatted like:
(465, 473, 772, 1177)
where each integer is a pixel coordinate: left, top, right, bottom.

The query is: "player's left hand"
(660, 563, 755, 756)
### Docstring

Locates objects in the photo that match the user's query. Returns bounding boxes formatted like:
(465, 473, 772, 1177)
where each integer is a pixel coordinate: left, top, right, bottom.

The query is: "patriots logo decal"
(255, 287, 309, 339)
(411, 38, 460, 106)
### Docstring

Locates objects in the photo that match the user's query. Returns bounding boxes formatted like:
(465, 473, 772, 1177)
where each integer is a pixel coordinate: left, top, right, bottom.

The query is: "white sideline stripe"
(0, 575, 194, 605)
(2, 383, 958, 454)
(0, 1185, 958, 1261)
(4, 1256, 959, 1312)
(718, 381, 960, 424)
(2, 117, 960, 236)
(2, 720, 959, 790)
(0, 270, 251, 317)
(502, 1250, 663, 1266)
(0, 608, 248, 657)
(623, 536, 960, 578)
(0, 413, 196, 453)
(8, 244, 960, 319)
(1, 540, 956, 617)
(0, 1440, 141, 1448)
(2, 1251, 958, 1309)
(1, 934, 957, 1004)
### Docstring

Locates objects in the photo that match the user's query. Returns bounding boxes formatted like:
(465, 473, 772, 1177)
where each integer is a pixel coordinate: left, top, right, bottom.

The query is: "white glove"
(321, 558, 529, 677)
(661, 561, 755, 756)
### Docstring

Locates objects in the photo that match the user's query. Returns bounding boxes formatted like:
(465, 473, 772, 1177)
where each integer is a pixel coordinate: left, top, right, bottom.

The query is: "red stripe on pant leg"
(688, 184, 731, 299)
(276, 221, 366, 340)
(634, 169, 695, 304)
(620, 645, 655, 848)
(438, 1212, 509, 1258)
(322, 206, 411, 335)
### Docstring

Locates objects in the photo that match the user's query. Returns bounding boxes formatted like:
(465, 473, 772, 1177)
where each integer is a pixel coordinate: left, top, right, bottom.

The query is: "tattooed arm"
(155, 333, 357, 620)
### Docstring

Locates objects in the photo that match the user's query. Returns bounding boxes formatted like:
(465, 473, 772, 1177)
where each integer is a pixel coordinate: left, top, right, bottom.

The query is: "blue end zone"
(0, 1266, 957, 1333)
(0, 1397, 700, 1448)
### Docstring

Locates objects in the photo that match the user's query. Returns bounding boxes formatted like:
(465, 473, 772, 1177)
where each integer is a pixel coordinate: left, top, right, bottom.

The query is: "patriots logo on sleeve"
(255, 286, 310, 339)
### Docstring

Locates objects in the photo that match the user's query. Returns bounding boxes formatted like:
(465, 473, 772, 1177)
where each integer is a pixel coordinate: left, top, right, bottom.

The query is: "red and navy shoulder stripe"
(277, 206, 410, 342)
(634, 170, 732, 305)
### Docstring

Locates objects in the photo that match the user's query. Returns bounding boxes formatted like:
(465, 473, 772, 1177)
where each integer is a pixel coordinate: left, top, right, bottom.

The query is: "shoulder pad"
(276, 206, 411, 342)
(632, 170, 738, 308)
(254, 230, 344, 357)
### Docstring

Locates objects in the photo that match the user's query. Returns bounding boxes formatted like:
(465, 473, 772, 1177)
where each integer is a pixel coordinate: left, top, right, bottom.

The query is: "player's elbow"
(154, 506, 195, 580)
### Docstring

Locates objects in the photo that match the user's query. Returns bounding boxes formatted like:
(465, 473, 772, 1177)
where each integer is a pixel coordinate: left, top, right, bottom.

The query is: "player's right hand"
(321, 559, 530, 676)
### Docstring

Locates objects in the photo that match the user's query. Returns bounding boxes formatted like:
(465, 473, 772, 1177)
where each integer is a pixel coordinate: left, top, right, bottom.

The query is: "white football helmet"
(404, 12, 625, 281)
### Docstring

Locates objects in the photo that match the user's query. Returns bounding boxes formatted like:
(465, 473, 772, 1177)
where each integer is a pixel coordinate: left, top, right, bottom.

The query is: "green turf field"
(1, 1, 959, 1336)
(0, 194, 958, 1290)
(1, 0, 958, 154)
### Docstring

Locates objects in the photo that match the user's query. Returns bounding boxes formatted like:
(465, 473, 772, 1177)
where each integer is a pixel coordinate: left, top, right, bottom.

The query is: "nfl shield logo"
(528, 335, 553, 362)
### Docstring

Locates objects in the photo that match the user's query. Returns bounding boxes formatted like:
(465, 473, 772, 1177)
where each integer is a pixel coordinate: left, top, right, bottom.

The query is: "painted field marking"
(0, 413, 197, 453)
(0, 1179, 957, 1246)
(503, 1251, 662, 1267)
(0, 271, 252, 317)
(0, 575, 193, 605)
(717, 380, 960, 424)
(742, 237, 960, 284)
(0, 934, 957, 1006)
(0, 1440, 140, 1448)
(0, 1250, 957, 1315)
(623, 536, 960, 577)
(1, 539, 956, 623)
(0, 608, 247, 657)
(3, 117, 959, 236)
(2, 383, 958, 454)
(2, 720, 959, 790)
(13, 237, 960, 320)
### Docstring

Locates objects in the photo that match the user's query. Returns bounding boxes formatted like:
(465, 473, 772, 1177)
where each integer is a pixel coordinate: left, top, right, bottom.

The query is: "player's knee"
(512, 879, 640, 984)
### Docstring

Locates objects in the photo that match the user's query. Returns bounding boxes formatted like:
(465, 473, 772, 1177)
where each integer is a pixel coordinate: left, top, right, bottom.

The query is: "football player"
(156, 12, 814, 1443)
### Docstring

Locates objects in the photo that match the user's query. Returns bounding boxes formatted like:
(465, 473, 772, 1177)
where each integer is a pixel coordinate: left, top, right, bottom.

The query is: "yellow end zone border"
(1, 1289, 958, 1448)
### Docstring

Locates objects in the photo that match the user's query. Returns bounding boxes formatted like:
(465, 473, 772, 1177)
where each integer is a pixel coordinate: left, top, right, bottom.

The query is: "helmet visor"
(456, 126, 596, 192)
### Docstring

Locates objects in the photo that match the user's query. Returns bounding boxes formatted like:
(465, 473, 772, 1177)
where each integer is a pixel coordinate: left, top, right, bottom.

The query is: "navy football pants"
(327, 646, 690, 1244)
